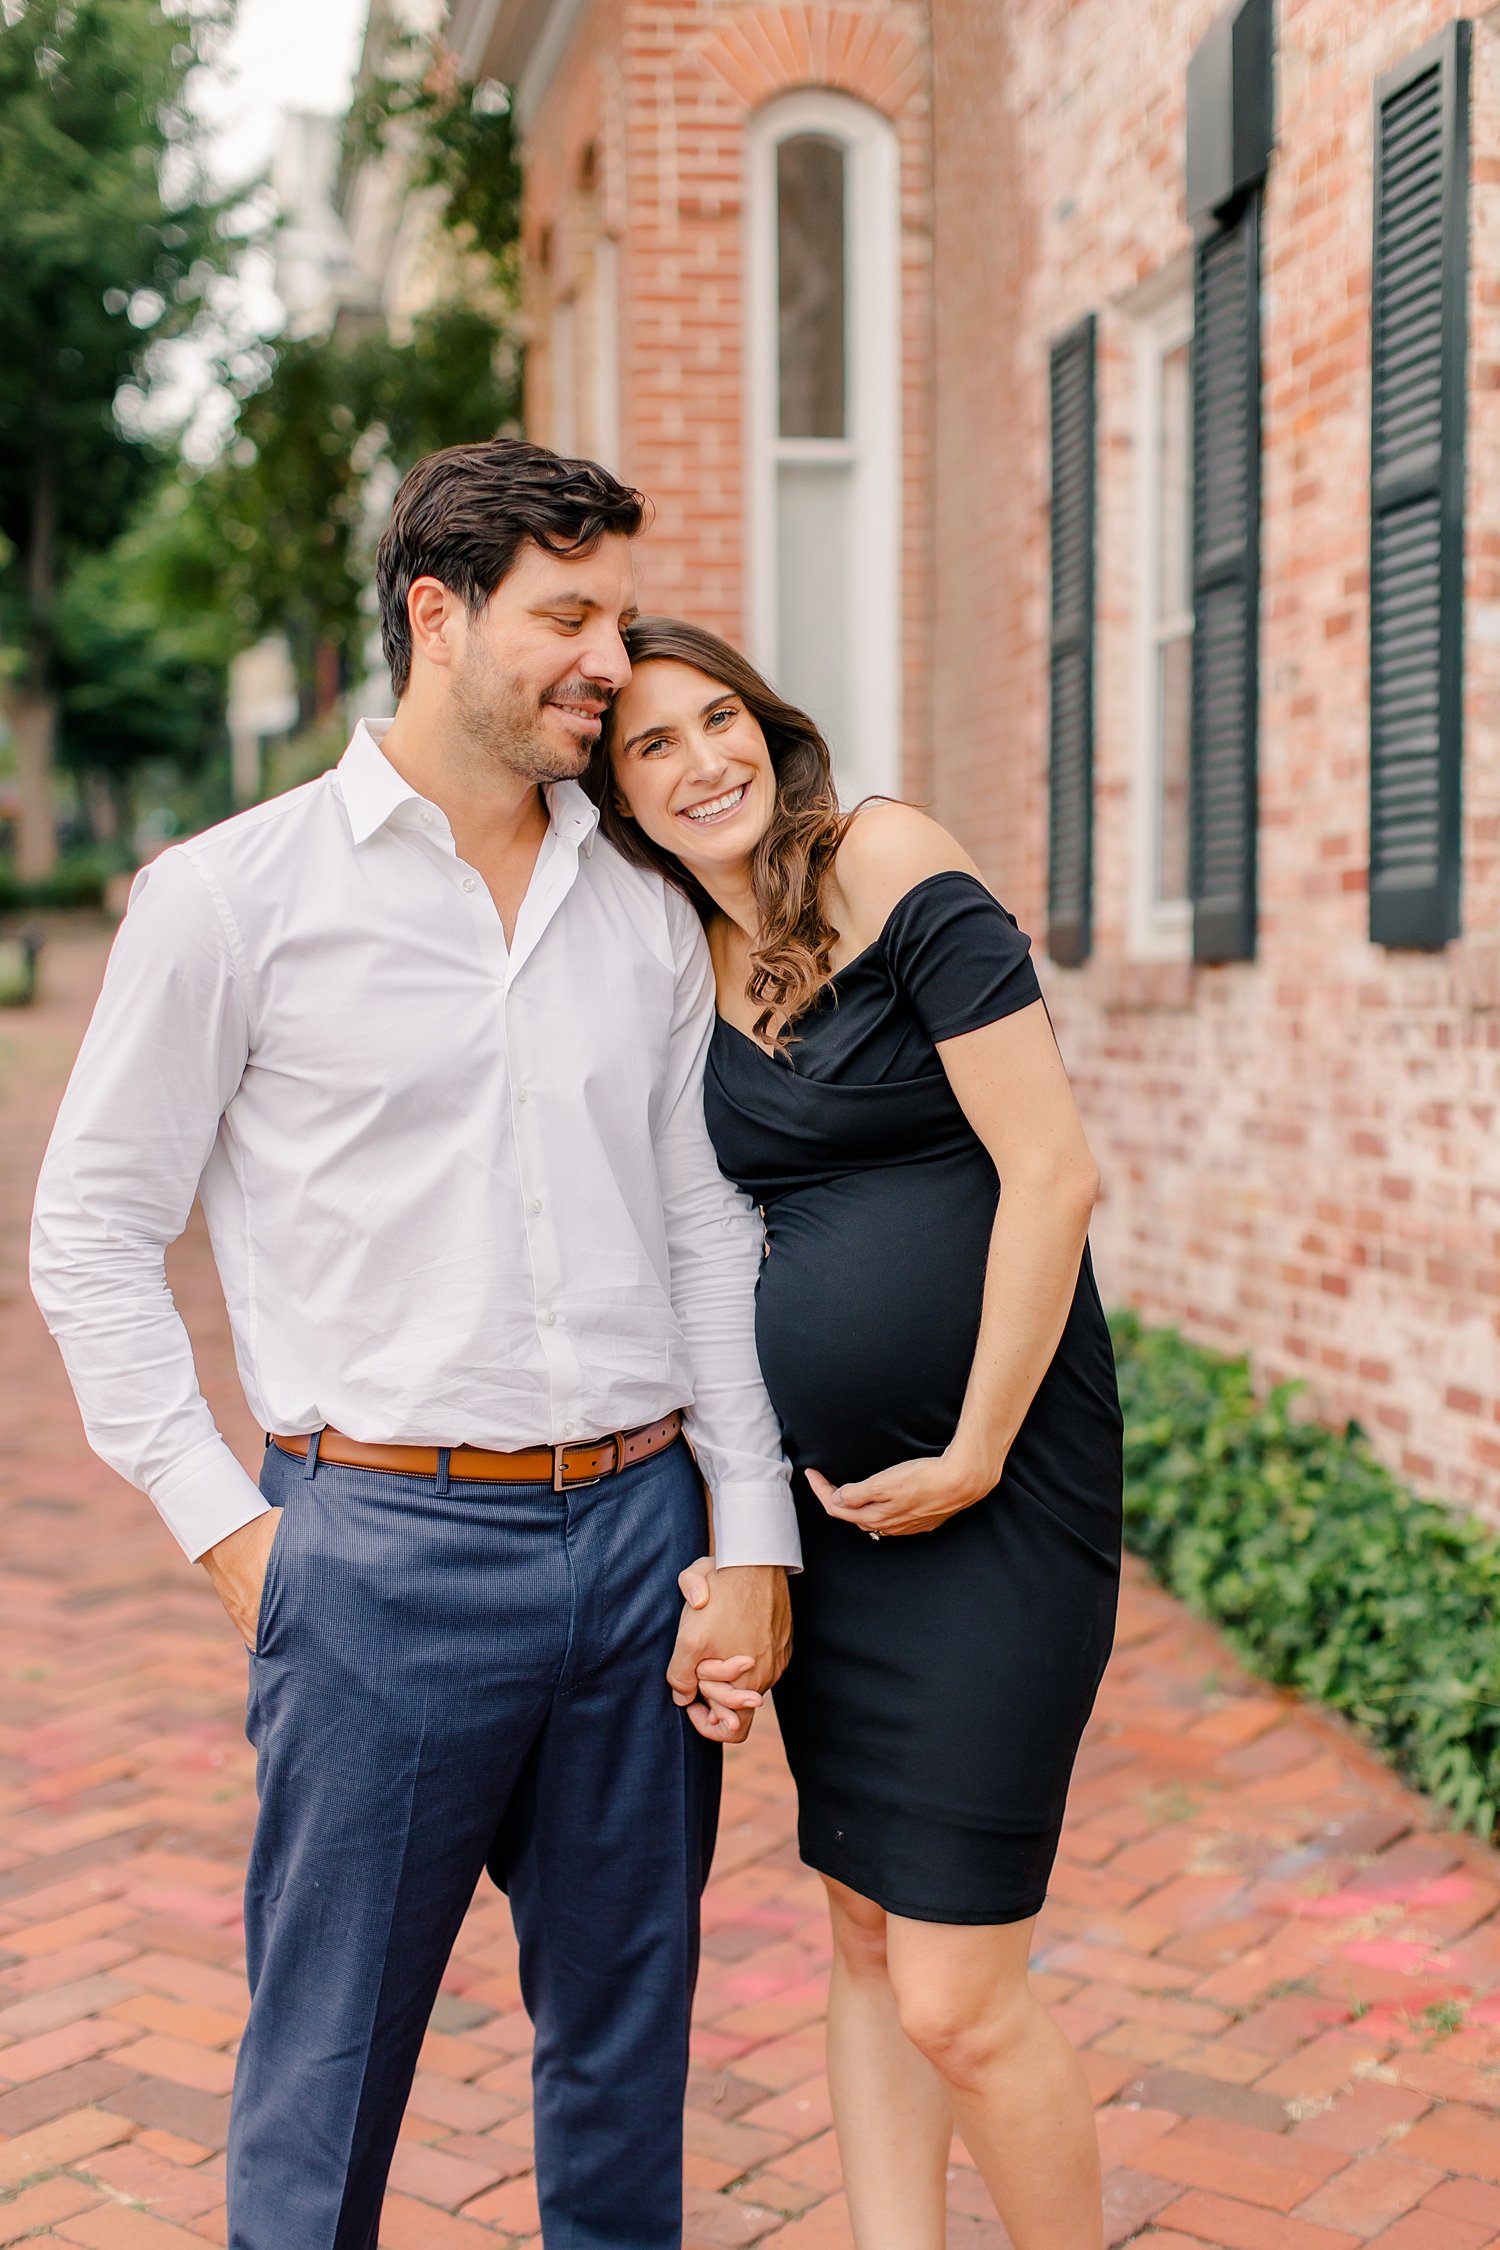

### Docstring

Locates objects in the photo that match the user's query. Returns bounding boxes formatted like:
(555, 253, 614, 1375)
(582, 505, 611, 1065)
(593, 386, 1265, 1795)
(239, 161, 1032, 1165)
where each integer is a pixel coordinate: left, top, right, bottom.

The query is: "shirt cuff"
(710, 1483, 803, 1572)
(150, 1436, 270, 1561)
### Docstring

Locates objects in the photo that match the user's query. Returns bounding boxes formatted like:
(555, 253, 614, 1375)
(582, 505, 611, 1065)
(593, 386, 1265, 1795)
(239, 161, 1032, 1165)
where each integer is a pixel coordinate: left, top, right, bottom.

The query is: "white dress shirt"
(31, 720, 800, 1570)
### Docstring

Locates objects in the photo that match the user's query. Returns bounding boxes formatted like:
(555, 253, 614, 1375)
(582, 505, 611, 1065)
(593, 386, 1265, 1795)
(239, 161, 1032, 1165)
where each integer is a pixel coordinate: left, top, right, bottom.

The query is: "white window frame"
(1128, 280, 1195, 961)
(747, 90, 902, 804)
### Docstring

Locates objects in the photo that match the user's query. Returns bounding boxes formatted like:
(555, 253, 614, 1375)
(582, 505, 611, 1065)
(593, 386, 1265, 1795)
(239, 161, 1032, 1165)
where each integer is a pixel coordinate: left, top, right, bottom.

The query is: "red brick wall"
(930, 0, 1500, 1512)
(522, 0, 934, 781)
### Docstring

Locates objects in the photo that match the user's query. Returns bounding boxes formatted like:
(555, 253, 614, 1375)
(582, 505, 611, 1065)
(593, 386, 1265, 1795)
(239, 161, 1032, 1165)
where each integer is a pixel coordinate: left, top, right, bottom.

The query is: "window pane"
(1158, 338, 1192, 619)
(778, 135, 846, 440)
(777, 460, 851, 777)
(1156, 630, 1191, 905)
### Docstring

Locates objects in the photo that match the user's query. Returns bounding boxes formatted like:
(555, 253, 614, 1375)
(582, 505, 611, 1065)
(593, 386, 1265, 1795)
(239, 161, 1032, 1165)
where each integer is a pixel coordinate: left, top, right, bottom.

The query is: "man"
(31, 438, 799, 2250)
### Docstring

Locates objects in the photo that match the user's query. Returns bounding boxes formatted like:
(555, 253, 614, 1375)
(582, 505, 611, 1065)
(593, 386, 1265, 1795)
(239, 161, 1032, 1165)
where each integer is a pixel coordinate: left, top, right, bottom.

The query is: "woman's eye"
(638, 737, 670, 758)
(706, 705, 736, 729)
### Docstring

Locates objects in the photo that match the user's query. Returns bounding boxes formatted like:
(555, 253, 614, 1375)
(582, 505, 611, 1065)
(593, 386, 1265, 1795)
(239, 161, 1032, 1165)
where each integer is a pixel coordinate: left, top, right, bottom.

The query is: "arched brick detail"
(692, 5, 924, 120)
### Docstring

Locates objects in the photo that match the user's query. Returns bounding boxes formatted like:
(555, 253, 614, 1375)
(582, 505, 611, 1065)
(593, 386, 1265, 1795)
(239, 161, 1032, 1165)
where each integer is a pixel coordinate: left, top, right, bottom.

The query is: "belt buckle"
(553, 1432, 624, 1492)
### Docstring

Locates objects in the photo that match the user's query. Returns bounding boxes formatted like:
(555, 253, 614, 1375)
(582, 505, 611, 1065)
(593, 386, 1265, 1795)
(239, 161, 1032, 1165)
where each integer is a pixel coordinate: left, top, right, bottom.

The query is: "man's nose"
(582, 623, 632, 695)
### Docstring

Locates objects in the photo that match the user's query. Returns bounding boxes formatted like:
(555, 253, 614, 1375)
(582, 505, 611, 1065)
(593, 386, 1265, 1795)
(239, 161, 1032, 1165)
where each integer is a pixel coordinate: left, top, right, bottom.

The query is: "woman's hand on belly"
(805, 1450, 999, 1539)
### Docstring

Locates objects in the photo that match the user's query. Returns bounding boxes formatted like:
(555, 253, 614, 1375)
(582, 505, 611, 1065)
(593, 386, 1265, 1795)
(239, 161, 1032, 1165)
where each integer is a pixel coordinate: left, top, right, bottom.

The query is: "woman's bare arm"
(808, 808, 1100, 1537)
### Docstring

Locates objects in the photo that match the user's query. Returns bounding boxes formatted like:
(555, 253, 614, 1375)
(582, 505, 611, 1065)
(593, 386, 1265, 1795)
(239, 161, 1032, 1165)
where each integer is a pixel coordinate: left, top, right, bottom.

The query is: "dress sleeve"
(881, 871, 1043, 1042)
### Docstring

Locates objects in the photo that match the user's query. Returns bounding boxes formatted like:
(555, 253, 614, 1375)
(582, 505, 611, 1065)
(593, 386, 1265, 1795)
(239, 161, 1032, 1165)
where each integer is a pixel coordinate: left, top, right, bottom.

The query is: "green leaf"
(1112, 1312, 1500, 1839)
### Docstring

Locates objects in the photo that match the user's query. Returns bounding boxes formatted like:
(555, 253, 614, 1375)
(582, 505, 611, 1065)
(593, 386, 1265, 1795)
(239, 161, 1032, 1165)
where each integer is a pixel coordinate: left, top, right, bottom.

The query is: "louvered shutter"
(1190, 192, 1260, 963)
(1369, 23, 1469, 949)
(1048, 315, 1096, 968)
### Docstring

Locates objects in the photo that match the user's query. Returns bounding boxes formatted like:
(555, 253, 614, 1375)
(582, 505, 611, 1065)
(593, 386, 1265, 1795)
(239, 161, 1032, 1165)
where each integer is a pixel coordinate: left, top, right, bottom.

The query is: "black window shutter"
(1190, 190, 1261, 963)
(1047, 315, 1096, 969)
(1369, 22, 1469, 949)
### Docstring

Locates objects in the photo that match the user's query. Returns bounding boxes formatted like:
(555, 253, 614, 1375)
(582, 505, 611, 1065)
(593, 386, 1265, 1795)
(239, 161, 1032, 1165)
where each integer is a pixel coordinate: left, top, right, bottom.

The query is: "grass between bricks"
(1111, 1310, 1500, 1839)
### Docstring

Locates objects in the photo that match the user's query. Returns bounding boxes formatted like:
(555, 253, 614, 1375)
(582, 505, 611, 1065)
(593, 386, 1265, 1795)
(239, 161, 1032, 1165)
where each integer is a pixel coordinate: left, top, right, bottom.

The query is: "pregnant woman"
(593, 618, 1122, 2250)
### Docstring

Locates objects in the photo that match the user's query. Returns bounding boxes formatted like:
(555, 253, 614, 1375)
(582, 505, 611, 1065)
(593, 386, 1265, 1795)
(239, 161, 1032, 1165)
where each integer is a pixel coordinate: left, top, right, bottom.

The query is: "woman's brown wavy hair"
(589, 616, 852, 1049)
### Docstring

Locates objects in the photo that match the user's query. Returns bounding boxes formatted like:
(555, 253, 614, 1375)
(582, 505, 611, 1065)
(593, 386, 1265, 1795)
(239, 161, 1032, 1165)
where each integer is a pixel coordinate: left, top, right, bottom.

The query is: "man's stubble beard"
(450, 639, 599, 787)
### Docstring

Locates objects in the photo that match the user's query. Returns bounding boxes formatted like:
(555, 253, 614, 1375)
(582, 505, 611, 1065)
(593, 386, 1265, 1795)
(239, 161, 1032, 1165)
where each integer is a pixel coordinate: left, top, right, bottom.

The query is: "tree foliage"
(199, 40, 525, 715)
(56, 476, 236, 824)
(345, 34, 522, 266)
(0, 0, 235, 871)
(1, 4, 526, 850)
(195, 300, 518, 715)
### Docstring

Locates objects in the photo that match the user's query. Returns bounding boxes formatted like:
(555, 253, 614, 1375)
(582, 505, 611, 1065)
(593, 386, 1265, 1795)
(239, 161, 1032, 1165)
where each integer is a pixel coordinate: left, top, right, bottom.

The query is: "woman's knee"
(891, 1966, 1033, 2088)
(824, 1878, 890, 1979)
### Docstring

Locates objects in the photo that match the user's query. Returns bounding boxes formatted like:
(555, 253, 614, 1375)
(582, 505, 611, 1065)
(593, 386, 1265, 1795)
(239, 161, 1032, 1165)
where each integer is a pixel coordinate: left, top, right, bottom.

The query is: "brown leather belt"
(270, 1412, 684, 1492)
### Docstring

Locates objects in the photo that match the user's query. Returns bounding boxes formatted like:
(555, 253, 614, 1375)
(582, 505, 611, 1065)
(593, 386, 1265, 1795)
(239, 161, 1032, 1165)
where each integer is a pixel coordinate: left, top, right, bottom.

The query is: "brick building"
(445, 0, 1500, 1514)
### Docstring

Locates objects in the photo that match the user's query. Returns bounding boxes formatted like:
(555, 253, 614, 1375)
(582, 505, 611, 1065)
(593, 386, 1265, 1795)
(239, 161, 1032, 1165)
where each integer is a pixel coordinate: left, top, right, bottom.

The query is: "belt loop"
(435, 1447, 451, 1497)
(303, 1427, 323, 1481)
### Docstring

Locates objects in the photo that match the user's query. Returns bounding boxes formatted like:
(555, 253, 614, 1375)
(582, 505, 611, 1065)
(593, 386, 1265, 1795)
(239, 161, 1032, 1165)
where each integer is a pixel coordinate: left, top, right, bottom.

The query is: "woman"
(592, 618, 1122, 2250)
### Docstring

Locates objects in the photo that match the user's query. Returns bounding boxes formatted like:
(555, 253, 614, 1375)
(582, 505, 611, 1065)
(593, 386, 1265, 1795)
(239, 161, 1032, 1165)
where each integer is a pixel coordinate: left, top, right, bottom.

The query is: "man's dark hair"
(375, 437, 648, 696)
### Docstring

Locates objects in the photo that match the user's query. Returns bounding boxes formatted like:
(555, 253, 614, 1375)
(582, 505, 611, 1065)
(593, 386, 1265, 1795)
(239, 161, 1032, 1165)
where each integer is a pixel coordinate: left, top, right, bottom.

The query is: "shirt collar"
(548, 777, 601, 858)
(337, 719, 420, 845)
(337, 717, 601, 858)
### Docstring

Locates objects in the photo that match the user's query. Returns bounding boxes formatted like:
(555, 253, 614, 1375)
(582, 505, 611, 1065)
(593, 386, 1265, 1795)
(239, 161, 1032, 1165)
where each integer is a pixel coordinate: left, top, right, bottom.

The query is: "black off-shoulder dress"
(705, 871, 1123, 1924)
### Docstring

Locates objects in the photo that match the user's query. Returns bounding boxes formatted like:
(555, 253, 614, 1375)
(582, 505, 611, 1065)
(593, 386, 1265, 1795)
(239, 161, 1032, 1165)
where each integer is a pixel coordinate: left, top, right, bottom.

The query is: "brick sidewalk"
(9, 929, 1500, 2250)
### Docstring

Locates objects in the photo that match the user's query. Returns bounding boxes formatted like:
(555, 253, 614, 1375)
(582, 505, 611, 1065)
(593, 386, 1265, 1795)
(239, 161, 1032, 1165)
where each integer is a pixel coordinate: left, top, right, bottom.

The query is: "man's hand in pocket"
(199, 1510, 283, 1650)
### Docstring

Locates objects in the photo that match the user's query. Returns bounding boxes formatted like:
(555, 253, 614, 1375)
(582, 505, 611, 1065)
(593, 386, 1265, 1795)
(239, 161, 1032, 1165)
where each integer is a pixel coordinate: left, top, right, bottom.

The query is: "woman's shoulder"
(830, 801, 983, 956)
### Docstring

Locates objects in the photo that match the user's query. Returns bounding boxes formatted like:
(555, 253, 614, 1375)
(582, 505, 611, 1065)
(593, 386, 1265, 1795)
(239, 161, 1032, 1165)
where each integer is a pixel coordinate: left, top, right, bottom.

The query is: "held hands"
(198, 1509, 282, 1650)
(806, 1445, 1001, 1538)
(667, 1560, 792, 1745)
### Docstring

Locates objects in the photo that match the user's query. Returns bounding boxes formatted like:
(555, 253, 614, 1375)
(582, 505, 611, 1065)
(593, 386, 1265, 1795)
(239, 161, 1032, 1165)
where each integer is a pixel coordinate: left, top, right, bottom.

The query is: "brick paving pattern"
(8, 929, 1500, 2247)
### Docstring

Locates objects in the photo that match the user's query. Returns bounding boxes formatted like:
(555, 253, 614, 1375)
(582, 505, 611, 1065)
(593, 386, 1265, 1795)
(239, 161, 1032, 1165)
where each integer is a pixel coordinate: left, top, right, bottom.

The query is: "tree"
(194, 302, 518, 721)
(205, 335, 368, 721)
(193, 40, 525, 721)
(0, 0, 233, 877)
(345, 34, 522, 276)
(349, 302, 521, 481)
(56, 472, 236, 839)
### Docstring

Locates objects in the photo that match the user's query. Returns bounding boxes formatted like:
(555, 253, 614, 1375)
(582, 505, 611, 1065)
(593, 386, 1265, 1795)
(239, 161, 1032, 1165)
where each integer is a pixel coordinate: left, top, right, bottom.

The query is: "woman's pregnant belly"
(754, 1149, 999, 1485)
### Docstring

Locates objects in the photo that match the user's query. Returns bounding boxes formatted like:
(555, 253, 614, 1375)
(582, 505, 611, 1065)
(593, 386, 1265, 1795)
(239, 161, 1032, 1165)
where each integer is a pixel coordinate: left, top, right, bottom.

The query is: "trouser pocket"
(253, 1509, 290, 1661)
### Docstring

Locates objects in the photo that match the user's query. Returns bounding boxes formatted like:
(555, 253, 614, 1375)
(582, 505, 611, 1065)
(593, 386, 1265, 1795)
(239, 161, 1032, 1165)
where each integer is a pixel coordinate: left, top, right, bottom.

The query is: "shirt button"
(517, 1088, 528, 1103)
(544, 1311, 557, 1326)
(563, 1421, 577, 1436)
(420, 810, 434, 825)
(461, 876, 476, 893)
(530, 1197, 543, 1214)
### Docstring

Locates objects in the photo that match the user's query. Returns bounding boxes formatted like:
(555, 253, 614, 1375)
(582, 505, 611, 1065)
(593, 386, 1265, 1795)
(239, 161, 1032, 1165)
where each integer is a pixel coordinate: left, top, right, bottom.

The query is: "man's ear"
(407, 576, 459, 670)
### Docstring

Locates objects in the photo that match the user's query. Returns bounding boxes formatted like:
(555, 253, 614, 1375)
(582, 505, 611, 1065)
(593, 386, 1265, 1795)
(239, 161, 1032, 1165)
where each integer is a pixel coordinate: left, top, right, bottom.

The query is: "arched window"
(748, 92, 901, 804)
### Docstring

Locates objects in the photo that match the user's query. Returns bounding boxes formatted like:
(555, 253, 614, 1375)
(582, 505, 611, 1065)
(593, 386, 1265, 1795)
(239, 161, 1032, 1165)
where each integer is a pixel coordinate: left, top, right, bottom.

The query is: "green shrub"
(1112, 1309, 1500, 1837)
(0, 854, 117, 914)
(0, 937, 36, 1005)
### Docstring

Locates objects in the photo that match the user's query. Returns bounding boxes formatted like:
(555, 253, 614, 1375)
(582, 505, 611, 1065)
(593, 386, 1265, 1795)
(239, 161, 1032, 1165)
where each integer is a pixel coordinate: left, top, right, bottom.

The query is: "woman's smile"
(677, 781, 750, 827)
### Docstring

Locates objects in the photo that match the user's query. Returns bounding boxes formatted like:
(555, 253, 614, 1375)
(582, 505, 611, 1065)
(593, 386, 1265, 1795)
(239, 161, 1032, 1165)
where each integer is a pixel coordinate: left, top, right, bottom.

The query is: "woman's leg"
(821, 1877, 951, 2250)
(884, 1911, 1103, 2250)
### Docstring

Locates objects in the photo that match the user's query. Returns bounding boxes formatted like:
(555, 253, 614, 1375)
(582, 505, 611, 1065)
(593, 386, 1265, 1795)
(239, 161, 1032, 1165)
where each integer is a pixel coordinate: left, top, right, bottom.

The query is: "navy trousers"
(225, 1436, 721, 2250)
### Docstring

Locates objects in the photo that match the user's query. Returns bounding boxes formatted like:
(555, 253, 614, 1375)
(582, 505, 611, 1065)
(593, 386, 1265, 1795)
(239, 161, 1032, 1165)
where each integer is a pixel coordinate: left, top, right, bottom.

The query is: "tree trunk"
(315, 639, 342, 718)
(13, 441, 59, 882)
(12, 690, 59, 881)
